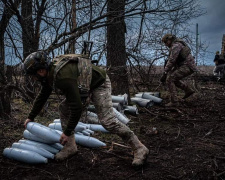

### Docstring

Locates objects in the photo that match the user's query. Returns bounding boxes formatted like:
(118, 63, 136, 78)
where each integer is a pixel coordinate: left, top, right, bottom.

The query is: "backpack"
(172, 38, 191, 64)
(52, 54, 92, 94)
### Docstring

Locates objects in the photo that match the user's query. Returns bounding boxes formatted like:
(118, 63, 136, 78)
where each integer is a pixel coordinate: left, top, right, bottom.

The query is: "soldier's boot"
(55, 135, 78, 161)
(127, 134, 149, 166)
(183, 88, 195, 99)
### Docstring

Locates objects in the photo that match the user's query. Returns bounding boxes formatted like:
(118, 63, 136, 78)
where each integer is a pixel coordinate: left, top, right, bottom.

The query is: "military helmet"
(23, 51, 49, 75)
(162, 34, 176, 43)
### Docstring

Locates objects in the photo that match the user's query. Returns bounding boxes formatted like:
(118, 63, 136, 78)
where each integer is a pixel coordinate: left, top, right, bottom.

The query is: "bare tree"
(106, 0, 130, 96)
(68, 0, 77, 54)
(124, 0, 206, 91)
(1, 0, 206, 117)
(0, 0, 21, 117)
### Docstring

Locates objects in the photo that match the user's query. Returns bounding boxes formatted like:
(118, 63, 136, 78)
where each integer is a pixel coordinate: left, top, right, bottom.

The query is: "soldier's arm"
(164, 43, 183, 73)
(55, 78, 82, 136)
(28, 84, 52, 120)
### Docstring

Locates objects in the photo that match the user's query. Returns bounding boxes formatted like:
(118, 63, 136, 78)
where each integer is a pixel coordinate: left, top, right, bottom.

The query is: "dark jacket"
(214, 54, 220, 62)
(214, 54, 225, 65)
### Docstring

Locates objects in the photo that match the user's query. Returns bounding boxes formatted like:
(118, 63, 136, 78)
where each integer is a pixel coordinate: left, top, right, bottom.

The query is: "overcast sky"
(3, 0, 225, 66)
(190, 0, 225, 65)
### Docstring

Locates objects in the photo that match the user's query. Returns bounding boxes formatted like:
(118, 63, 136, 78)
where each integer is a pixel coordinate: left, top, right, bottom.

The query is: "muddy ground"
(1, 79, 225, 180)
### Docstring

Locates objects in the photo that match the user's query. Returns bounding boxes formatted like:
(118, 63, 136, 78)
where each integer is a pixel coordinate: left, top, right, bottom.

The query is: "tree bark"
(0, 0, 21, 117)
(20, 0, 47, 100)
(69, 0, 77, 54)
(0, 35, 7, 117)
(21, 0, 36, 58)
(107, 0, 130, 96)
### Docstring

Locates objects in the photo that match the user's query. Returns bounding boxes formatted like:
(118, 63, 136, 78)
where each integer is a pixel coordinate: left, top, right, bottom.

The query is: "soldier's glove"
(160, 72, 167, 83)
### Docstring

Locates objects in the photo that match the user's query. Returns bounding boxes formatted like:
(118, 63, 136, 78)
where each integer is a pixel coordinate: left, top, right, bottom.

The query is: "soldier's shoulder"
(173, 41, 183, 45)
(172, 42, 183, 49)
(171, 42, 180, 48)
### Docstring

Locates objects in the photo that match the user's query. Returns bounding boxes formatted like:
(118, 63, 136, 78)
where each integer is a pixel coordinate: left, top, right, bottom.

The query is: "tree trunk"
(21, 0, 47, 100)
(0, 35, 7, 117)
(20, 0, 37, 100)
(107, 0, 130, 96)
(69, 0, 77, 54)
(21, 0, 36, 58)
(0, 0, 21, 117)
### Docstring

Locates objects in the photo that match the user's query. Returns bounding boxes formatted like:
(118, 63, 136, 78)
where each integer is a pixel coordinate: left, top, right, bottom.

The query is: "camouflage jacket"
(164, 40, 197, 73)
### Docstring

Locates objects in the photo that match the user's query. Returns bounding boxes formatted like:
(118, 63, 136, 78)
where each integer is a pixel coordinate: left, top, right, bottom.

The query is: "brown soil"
(1, 80, 225, 180)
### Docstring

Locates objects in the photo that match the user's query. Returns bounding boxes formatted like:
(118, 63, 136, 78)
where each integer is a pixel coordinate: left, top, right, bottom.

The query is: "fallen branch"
(111, 142, 131, 149)
(144, 108, 158, 116)
(215, 156, 225, 160)
(108, 142, 131, 152)
(160, 108, 183, 115)
(216, 170, 225, 177)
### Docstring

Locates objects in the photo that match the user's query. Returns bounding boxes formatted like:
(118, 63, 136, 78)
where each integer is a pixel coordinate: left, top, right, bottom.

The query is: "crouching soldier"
(160, 34, 197, 106)
(23, 51, 149, 166)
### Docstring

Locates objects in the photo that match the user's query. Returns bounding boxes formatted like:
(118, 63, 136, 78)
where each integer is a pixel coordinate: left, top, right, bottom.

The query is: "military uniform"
(28, 55, 132, 137)
(27, 54, 149, 166)
(164, 39, 197, 103)
(28, 56, 104, 135)
(213, 64, 225, 77)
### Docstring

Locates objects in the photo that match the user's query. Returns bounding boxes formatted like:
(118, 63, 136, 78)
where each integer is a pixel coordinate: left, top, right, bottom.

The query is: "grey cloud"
(190, 0, 225, 65)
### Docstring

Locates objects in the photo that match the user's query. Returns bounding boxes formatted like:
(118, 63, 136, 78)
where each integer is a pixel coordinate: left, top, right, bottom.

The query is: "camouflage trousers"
(59, 75, 134, 142)
(166, 65, 194, 102)
(213, 64, 225, 77)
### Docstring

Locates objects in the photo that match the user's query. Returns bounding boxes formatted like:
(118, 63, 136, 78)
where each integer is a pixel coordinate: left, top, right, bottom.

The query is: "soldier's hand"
(60, 133, 69, 145)
(24, 119, 32, 128)
(160, 72, 167, 83)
